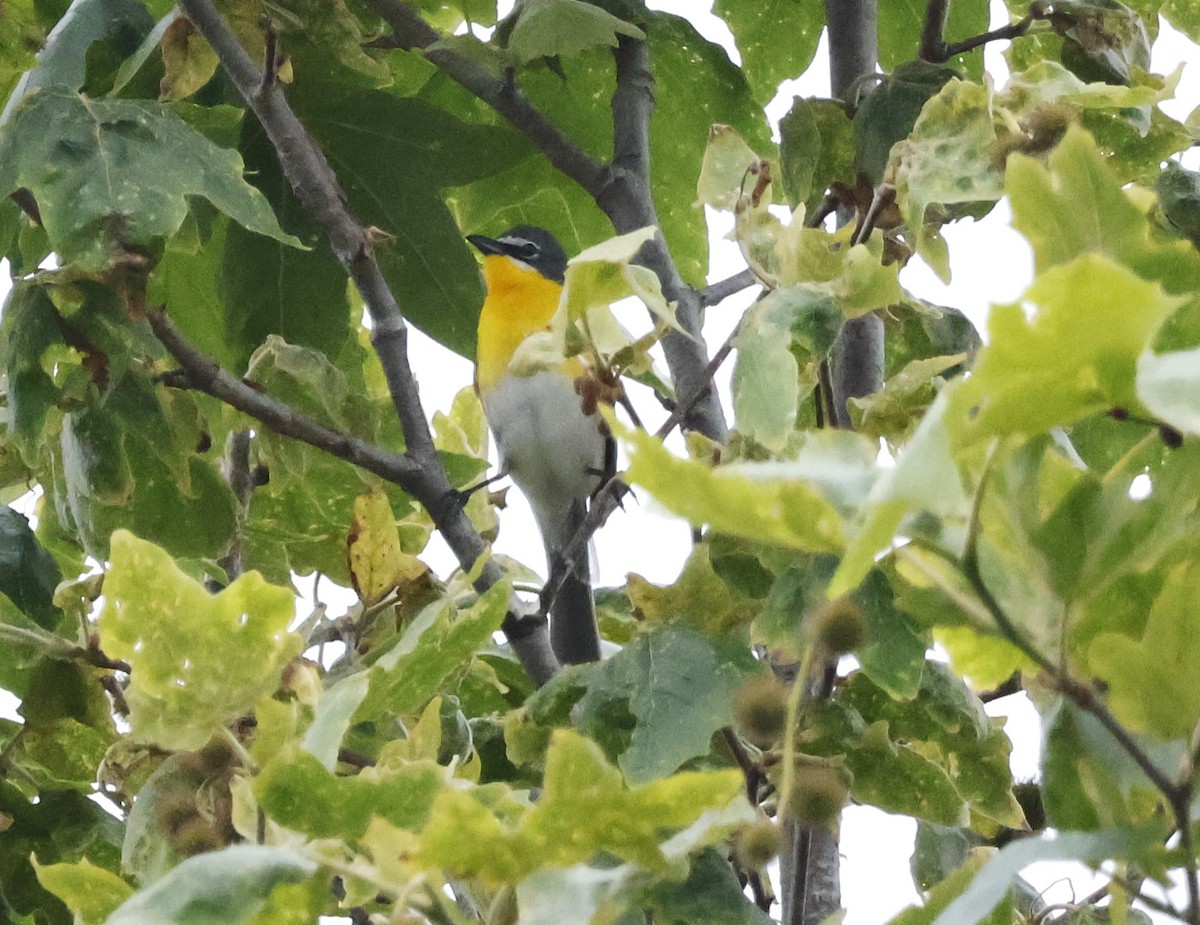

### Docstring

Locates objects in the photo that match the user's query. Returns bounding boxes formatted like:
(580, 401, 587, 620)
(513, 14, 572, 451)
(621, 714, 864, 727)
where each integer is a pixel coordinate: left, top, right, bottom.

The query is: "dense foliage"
(1, 0, 1200, 922)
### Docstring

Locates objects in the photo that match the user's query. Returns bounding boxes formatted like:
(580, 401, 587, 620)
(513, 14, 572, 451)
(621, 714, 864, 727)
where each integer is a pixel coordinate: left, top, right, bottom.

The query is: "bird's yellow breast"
(475, 254, 571, 393)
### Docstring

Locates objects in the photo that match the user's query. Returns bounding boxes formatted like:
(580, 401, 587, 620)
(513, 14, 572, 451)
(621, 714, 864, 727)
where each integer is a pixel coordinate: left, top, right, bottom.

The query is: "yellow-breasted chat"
(467, 226, 611, 665)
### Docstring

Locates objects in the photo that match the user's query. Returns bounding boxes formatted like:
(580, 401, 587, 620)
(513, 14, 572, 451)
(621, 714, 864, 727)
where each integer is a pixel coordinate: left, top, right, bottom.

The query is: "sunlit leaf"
(99, 530, 302, 750)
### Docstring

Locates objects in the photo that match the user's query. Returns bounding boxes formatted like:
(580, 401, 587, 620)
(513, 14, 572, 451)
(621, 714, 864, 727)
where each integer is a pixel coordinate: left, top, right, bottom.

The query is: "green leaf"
(32, 858, 131, 925)
(929, 829, 1157, 925)
(291, 86, 532, 357)
(831, 388, 967, 596)
(1088, 560, 1200, 737)
(0, 87, 301, 271)
(98, 530, 302, 750)
(106, 845, 316, 925)
(731, 299, 802, 452)
(0, 782, 122, 925)
(2, 282, 61, 446)
(1156, 161, 1200, 249)
(647, 12, 772, 287)
(779, 97, 855, 213)
(890, 78, 1004, 278)
(950, 255, 1182, 442)
(1043, 0, 1150, 85)
(1041, 699, 1157, 829)
(419, 729, 747, 882)
(0, 0, 152, 117)
(855, 570, 927, 699)
(1006, 123, 1200, 291)
(879, 0, 989, 79)
(641, 847, 774, 925)
(911, 822, 982, 892)
(579, 624, 760, 783)
(0, 0, 49, 112)
(622, 423, 877, 554)
(850, 354, 966, 442)
(889, 849, 995, 925)
(301, 672, 370, 770)
(355, 581, 510, 721)
(713, 0, 823, 103)
(506, 0, 644, 63)
(255, 748, 444, 839)
(54, 377, 240, 561)
(0, 507, 61, 628)
(149, 216, 242, 370)
(854, 60, 960, 184)
(1161, 0, 1200, 38)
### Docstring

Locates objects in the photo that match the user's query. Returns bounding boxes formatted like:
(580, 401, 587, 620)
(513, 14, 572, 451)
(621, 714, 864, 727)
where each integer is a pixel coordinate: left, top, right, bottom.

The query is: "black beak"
(466, 234, 507, 257)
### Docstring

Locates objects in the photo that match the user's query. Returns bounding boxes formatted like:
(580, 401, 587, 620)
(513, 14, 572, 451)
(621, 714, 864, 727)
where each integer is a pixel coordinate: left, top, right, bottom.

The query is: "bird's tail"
(544, 499, 601, 664)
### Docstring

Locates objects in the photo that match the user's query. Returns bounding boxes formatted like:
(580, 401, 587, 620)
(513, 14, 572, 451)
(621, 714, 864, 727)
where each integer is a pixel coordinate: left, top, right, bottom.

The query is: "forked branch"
(174, 0, 559, 685)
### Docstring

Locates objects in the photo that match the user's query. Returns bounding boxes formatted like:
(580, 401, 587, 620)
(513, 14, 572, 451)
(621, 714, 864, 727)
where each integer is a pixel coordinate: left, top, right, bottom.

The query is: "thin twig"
(701, 269, 759, 307)
(150, 311, 422, 488)
(925, 13, 1037, 62)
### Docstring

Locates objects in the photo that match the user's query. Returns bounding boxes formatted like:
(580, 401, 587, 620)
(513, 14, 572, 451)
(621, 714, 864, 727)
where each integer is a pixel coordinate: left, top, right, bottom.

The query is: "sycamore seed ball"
(812, 597, 867, 655)
(735, 821, 783, 869)
(732, 674, 788, 747)
(787, 764, 849, 827)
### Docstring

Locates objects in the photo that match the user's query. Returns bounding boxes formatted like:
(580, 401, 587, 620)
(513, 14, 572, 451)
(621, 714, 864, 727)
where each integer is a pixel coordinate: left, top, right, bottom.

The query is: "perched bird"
(468, 226, 612, 665)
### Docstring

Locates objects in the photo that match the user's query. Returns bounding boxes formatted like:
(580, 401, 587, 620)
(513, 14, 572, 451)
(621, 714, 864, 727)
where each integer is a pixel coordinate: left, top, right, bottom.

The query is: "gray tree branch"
(173, 0, 560, 685)
(372, 1, 728, 442)
(825, 0, 884, 433)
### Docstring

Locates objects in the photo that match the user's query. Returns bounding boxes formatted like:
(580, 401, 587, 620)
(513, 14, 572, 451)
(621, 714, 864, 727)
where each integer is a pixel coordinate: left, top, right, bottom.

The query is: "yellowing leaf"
(347, 489, 426, 607)
(560, 227, 681, 338)
(950, 255, 1183, 443)
(622, 425, 877, 553)
(696, 123, 765, 212)
(419, 729, 744, 883)
(627, 544, 756, 634)
(891, 79, 1004, 281)
(99, 530, 302, 750)
(33, 858, 132, 925)
(158, 14, 218, 102)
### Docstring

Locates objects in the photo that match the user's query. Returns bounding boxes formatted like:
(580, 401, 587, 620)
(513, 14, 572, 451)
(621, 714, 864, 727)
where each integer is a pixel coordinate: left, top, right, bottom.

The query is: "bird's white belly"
(482, 371, 607, 543)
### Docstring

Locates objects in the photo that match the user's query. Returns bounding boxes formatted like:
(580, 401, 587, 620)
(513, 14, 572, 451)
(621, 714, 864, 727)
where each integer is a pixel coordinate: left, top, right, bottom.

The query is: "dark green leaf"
(0, 87, 301, 272)
(575, 624, 760, 782)
(641, 847, 774, 925)
(854, 60, 959, 184)
(2, 282, 61, 445)
(0, 507, 60, 628)
(1156, 161, 1200, 249)
(779, 97, 855, 213)
(911, 822, 983, 891)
